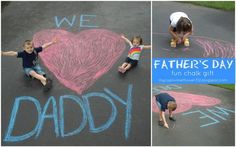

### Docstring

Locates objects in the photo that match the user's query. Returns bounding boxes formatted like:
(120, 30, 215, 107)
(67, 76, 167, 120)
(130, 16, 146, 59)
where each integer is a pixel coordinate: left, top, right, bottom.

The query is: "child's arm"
(1, 51, 17, 56)
(182, 30, 193, 41)
(143, 45, 151, 49)
(121, 35, 132, 47)
(161, 111, 169, 129)
(42, 38, 57, 49)
(168, 25, 179, 41)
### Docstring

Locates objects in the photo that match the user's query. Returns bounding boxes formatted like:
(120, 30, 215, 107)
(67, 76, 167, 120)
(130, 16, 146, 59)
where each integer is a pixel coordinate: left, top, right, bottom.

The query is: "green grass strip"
(181, 1, 235, 11)
(210, 84, 235, 91)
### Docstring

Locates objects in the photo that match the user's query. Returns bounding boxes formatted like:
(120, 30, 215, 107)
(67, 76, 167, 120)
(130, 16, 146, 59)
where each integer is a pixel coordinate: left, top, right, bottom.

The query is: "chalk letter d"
(4, 96, 41, 142)
(82, 93, 117, 133)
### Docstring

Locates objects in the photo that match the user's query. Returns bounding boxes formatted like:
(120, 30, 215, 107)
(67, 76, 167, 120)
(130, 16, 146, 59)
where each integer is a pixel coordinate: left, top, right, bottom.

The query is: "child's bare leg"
(159, 113, 163, 122)
(158, 112, 164, 126)
(121, 62, 128, 68)
(158, 107, 163, 121)
(124, 64, 131, 70)
(119, 62, 127, 72)
(119, 62, 129, 73)
(154, 96, 163, 122)
(122, 64, 132, 73)
(29, 71, 47, 85)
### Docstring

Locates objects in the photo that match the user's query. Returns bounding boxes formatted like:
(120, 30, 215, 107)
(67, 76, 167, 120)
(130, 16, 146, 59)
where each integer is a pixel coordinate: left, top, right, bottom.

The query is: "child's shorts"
(155, 95, 162, 109)
(125, 57, 138, 67)
(24, 64, 45, 76)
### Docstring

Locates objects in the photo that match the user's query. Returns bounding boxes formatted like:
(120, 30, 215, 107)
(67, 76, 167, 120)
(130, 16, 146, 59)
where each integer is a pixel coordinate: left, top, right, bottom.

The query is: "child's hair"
(131, 36, 143, 45)
(168, 101, 177, 111)
(23, 40, 33, 47)
(176, 17, 192, 33)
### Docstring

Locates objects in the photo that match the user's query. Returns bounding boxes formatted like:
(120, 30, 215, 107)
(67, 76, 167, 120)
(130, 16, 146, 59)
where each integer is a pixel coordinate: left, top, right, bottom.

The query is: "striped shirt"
(128, 45, 144, 60)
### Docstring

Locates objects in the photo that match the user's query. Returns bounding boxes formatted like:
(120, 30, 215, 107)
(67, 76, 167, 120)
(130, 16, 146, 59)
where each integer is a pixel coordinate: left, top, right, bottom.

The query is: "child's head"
(23, 40, 34, 53)
(167, 101, 177, 111)
(176, 17, 192, 34)
(131, 36, 143, 46)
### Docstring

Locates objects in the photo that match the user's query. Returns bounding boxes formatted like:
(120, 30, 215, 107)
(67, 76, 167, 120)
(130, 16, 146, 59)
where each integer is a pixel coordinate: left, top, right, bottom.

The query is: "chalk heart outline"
(152, 91, 221, 114)
(33, 29, 125, 94)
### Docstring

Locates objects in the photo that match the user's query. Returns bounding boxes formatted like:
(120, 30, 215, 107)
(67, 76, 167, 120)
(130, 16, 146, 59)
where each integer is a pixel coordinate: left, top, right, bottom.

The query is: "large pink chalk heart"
(152, 91, 221, 114)
(33, 29, 125, 94)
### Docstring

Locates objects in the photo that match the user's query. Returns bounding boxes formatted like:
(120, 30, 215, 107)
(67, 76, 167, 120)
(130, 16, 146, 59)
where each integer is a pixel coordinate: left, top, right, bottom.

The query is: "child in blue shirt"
(2, 39, 57, 91)
(154, 93, 177, 129)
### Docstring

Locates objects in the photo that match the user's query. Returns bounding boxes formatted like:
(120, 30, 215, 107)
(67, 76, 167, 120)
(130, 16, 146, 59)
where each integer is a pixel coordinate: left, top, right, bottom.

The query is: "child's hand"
(177, 38, 182, 44)
(52, 37, 58, 44)
(121, 34, 126, 39)
(42, 38, 58, 49)
(164, 123, 169, 129)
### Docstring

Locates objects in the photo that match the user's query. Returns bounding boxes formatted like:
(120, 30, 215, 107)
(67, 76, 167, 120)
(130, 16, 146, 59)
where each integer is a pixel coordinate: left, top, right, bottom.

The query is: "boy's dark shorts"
(125, 57, 138, 67)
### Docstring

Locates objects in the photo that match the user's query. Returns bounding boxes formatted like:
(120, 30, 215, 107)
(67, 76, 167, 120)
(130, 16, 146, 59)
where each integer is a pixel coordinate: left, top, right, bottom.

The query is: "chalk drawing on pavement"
(33, 29, 126, 94)
(153, 32, 235, 58)
(152, 90, 221, 114)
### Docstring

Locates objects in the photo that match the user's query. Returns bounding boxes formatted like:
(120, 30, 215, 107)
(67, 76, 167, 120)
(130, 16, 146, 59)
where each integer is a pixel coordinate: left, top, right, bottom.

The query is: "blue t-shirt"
(17, 47, 43, 68)
(155, 93, 176, 111)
